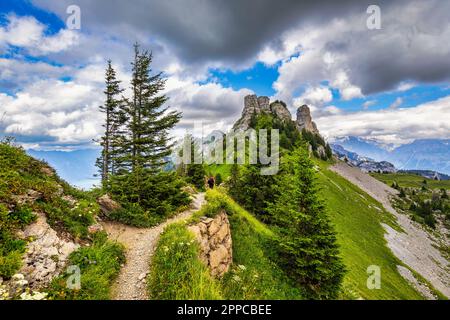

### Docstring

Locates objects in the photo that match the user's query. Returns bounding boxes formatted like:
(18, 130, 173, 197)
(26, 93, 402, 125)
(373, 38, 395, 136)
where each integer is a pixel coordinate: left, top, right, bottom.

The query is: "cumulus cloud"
(272, 0, 450, 100)
(295, 86, 333, 106)
(0, 15, 79, 55)
(165, 78, 253, 133)
(362, 100, 377, 110)
(316, 95, 450, 145)
(0, 74, 103, 148)
(0, 60, 251, 149)
(1, 0, 450, 150)
(0, 58, 71, 91)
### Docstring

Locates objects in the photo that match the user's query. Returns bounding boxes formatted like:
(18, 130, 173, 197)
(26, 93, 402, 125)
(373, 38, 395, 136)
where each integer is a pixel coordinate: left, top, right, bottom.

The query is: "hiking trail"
(102, 193, 206, 300)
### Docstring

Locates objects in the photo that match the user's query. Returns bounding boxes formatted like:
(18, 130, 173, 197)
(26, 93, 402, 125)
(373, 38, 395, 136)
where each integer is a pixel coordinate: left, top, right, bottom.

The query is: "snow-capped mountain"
(331, 136, 450, 175)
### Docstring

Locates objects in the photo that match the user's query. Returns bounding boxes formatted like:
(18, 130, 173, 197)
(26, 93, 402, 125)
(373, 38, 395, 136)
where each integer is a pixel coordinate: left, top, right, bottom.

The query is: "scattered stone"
(182, 186, 196, 195)
(88, 223, 104, 234)
(12, 189, 43, 205)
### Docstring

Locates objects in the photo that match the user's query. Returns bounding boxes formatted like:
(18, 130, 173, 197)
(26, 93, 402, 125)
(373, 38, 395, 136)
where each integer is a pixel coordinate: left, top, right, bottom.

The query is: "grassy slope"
(0, 142, 125, 299)
(370, 173, 450, 190)
(213, 190, 303, 299)
(149, 189, 302, 300)
(206, 164, 233, 180)
(148, 222, 222, 300)
(315, 160, 423, 299)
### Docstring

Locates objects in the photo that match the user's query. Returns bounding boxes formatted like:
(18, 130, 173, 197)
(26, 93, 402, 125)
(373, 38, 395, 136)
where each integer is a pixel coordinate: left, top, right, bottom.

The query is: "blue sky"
(1, 0, 450, 186)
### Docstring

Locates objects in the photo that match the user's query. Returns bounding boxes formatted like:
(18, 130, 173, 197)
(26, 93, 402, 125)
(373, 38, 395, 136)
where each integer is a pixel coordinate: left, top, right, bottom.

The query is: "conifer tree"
(107, 43, 186, 210)
(96, 60, 124, 186)
(268, 145, 345, 299)
(116, 43, 181, 176)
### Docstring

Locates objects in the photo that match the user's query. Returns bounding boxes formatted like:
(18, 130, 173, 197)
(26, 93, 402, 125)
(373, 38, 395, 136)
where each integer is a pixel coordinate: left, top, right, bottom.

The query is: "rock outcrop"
(97, 194, 121, 216)
(233, 95, 263, 131)
(296, 105, 320, 134)
(18, 212, 79, 289)
(232, 95, 320, 135)
(270, 101, 292, 123)
(187, 210, 232, 278)
(233, 95, 293, 131)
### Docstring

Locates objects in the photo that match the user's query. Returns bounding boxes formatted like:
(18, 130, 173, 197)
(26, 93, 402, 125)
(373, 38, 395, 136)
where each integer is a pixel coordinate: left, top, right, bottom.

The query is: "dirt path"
(102, 193, 206, 300)
(330, 162, 449, 298)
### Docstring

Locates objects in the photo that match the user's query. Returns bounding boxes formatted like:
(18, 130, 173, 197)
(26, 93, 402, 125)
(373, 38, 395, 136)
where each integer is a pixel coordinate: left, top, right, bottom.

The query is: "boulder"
(97, 194, 121, 216)
(20, 212, 79, 289)
(40, 166, 55, 177)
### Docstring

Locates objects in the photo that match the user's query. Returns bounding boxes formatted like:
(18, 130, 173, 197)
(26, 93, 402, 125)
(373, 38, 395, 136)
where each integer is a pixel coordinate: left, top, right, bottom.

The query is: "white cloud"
(166, 77, 253, 133)
(389, 97, 403, 109)
(316, 95, 450, 145)
(0, 15, 78, 55)
(295, 86, 333, 106)
(362, 100, 377, 110)
(0, 77, 103, 147)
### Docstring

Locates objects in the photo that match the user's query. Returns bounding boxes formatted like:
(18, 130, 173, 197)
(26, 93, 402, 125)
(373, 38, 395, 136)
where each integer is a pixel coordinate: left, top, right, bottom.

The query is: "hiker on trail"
(207, 176, 215, 189)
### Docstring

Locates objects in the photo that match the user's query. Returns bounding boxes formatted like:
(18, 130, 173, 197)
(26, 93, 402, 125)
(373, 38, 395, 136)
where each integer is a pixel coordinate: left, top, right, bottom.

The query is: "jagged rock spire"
(296, 105, 320, 134)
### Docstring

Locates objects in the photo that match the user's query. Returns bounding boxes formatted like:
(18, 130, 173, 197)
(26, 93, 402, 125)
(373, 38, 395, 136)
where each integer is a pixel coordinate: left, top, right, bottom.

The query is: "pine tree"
(96, 60, 124, 186)
(106, 43, 188, 214)
(267, 145, 345, 299)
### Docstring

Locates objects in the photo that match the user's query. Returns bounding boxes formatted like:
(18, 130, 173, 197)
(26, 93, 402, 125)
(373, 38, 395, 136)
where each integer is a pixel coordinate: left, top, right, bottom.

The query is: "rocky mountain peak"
(233, 94, 292, 131)
(296, 105, 319, 134)
(233, 95, 321, 136)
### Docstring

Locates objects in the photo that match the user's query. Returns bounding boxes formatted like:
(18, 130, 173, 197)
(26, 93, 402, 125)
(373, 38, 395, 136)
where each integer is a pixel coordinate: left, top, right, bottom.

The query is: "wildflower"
(16, 279, 29, 286)
(238, 265, 246, 271)
(232, 275, 241, 282)
(12, 274, 25, 281)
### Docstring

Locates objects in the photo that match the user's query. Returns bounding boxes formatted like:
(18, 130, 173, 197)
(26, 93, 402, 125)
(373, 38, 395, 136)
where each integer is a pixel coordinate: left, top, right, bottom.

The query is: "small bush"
(0, 204, 34, 278)
(108, 202, 167, 228)
(39, 199, 97, 239)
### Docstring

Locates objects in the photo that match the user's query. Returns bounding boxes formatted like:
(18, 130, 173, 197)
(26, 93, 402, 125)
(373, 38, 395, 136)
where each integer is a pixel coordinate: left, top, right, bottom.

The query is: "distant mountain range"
(331, 144, 397, 173)
(27, 149, 100, 189)
(331, 136, 450, 175)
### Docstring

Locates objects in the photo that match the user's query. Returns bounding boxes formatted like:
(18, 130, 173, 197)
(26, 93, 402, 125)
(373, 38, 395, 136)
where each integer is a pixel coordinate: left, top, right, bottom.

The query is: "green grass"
(149, 189, 302, 300)
(314, 160, 424, 299)
(148, 222, 222, 300)
(206, 164, 233, 181)
(370, 173, 450, 190)
(47, 232, 125, 300)
(193, 190, 302, 299)
(0, 142, 99, 278)
(217, 190, 303, 299)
